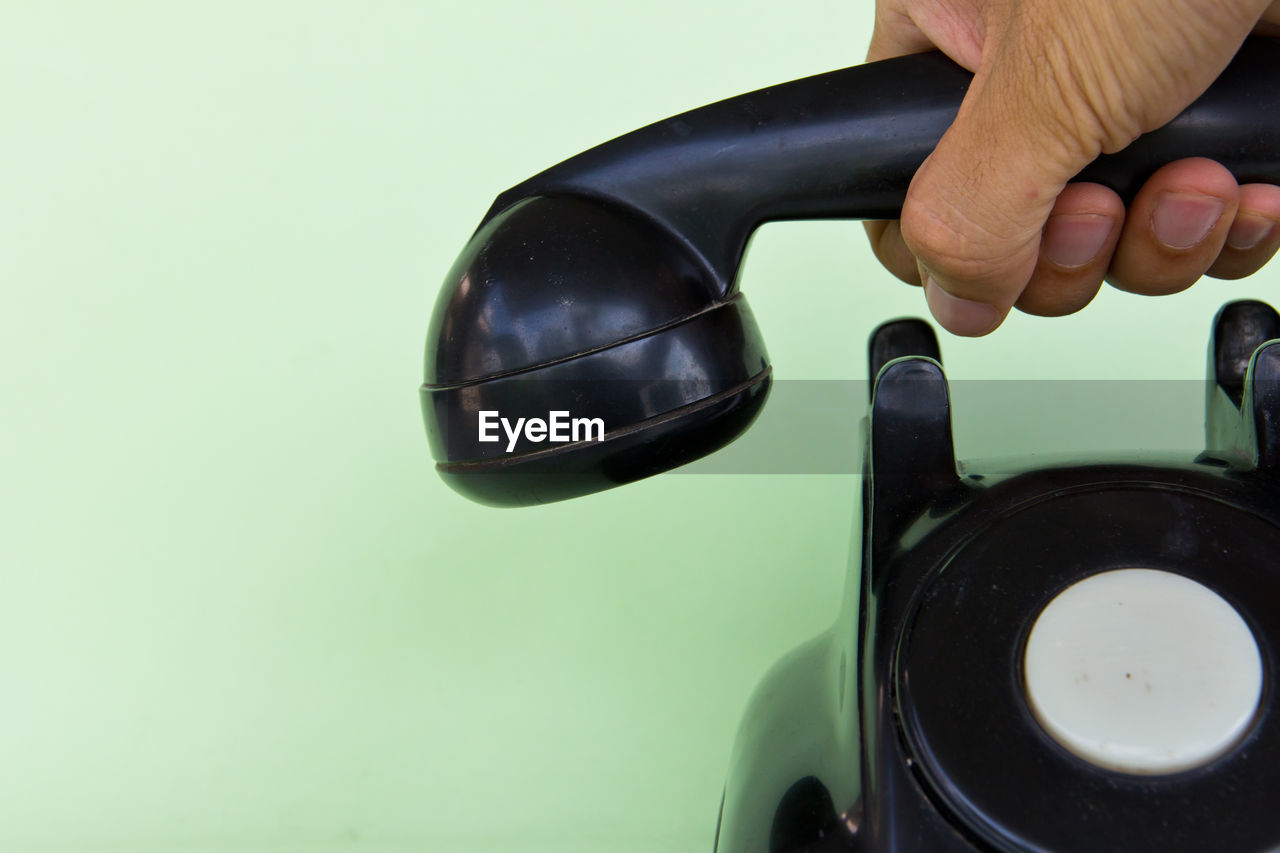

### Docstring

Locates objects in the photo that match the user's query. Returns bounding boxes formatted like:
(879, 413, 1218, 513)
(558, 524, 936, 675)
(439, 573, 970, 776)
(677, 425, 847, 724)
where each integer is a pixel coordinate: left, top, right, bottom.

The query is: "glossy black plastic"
(424, 38, 1280, 506)
(714, 300, 1280, 852)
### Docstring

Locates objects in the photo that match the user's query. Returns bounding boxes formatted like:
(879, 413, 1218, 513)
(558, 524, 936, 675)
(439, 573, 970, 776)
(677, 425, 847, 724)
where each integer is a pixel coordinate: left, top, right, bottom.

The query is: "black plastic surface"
(714, 300, 1280, 852)
(489, 39, 1280, 297)
(900, 482, 1280, 852)
(424, 39, 1280, 506)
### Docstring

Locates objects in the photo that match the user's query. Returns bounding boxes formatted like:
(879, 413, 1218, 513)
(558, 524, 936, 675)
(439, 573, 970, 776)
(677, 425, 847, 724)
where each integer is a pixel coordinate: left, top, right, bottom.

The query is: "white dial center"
(1023, 568, 1262, 775)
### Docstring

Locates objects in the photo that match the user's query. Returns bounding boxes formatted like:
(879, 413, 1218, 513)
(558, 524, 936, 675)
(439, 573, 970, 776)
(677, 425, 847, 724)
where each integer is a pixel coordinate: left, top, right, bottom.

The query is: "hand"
(865, 0, 1280, 335)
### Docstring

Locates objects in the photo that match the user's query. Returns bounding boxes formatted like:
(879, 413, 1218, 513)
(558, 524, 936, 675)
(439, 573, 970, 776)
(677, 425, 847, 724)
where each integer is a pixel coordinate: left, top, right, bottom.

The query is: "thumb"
(901, 40, 1095, 336)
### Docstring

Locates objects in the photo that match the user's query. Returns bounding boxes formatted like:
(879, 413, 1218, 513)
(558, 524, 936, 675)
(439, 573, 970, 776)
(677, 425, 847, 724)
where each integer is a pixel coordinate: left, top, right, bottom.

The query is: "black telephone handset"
(422, 38, 1280, 506)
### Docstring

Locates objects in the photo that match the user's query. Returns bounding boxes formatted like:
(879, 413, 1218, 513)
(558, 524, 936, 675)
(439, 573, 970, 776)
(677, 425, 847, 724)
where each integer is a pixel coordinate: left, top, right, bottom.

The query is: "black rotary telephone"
(424, 38, 1280, 853)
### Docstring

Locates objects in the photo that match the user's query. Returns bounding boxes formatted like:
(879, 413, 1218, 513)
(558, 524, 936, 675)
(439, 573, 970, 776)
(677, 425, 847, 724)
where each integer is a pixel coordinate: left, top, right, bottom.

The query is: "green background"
(4, 2, 1277, 851)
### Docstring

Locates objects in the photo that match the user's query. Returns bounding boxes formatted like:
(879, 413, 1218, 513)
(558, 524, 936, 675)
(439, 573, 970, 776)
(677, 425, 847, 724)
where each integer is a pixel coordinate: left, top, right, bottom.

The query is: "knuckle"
(899, 191, 1021, 285)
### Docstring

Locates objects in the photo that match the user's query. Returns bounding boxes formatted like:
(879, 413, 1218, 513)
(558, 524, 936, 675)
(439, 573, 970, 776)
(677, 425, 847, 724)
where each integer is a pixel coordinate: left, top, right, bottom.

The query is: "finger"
(1207, 183, 1280, 280)
(864, 7, 983, 294)
(1257, 0, 1280, 34)
(1107, 158, 1239, 296)
(898, 12, 1108, 337)
(866, 8, 984, 70)
(866, 11, 935, 63)
(1016, 183, 1124, 317)
(863, 220, 923, 285)
(901, 95, 1065, 336)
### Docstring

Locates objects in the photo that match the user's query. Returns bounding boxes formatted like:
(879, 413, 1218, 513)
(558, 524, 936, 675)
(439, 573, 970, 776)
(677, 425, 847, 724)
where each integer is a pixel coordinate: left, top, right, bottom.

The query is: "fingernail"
(1227, 213, 1277, 251)
(1152, 192, 1225, 250)
(1041, 213, 1115, 268)
(923, 276, 1002, 336)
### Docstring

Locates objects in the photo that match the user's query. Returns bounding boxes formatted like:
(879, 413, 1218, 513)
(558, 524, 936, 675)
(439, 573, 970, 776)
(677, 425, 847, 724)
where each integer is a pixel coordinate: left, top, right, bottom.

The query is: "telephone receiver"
(423, 37, 1280, 506)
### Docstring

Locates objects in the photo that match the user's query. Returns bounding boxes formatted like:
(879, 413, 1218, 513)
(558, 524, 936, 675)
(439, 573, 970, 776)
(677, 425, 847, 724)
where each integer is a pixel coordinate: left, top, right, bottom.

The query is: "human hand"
(865, 0, 1280, 335)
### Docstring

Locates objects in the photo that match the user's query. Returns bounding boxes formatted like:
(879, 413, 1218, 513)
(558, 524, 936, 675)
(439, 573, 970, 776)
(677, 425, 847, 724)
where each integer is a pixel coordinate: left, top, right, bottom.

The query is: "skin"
(865, 0, 1280, 335)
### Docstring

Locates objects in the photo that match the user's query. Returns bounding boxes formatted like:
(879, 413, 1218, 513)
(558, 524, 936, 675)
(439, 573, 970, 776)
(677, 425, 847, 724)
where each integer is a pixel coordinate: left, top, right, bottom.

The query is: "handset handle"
(489, 37, 1280, 297)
